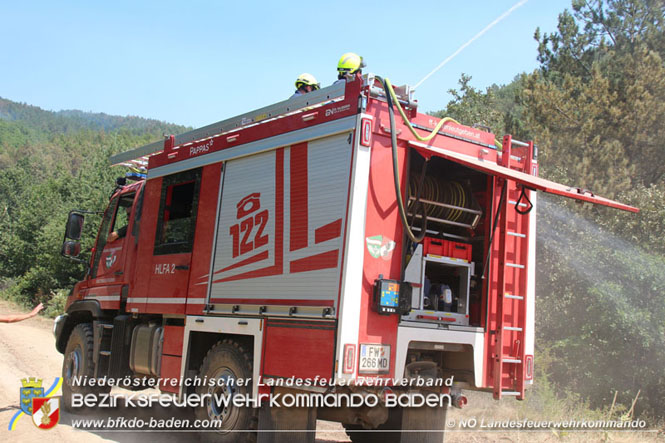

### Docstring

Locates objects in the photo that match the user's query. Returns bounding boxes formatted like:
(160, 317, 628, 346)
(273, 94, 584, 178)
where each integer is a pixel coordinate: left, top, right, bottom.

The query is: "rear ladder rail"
(492, 135, 533, 400)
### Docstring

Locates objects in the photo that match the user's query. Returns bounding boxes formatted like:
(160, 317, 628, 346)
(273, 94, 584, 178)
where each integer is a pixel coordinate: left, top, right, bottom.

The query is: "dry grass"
(315, 390, 663, 442)
(445, 390, 662, 442)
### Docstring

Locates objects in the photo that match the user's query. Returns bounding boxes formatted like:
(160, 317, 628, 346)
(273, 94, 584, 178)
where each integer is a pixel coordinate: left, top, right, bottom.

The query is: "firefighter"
(290, 73, 320, 98)
(335, 52, 366, 83)
(108, 205, 131, 243)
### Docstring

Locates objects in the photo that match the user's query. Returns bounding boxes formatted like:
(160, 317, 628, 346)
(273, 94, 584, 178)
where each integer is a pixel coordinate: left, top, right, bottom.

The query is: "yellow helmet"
(337, 52, 365, 76)
(295, 73, 320, 90)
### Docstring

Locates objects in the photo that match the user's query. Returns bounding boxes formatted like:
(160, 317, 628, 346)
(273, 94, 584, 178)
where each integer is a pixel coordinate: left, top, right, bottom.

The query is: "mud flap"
(399, 404, 447, 443)
(257, 401, 317, 443)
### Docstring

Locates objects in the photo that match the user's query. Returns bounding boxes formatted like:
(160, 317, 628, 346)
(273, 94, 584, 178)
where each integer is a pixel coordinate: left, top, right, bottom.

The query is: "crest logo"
(19, 378, 43, 415)
(9, 377, 62, 431)
(105, 253, 117, 268)
(366, 235, 396, 261)
(31, 397, 60, 430)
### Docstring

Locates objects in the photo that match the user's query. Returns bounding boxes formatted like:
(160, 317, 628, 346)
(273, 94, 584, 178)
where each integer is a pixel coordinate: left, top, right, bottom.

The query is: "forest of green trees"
(0, 101, 188, 318)
(1, 0, 662, 425)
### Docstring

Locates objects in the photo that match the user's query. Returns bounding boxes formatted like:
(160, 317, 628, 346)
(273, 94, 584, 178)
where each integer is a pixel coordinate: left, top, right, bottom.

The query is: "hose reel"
(408, 177, 482, 230)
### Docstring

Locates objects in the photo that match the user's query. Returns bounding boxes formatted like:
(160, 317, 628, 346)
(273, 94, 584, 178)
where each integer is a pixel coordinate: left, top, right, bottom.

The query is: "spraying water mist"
(536, 194, 665, 417)
(538, 195, 665, 294)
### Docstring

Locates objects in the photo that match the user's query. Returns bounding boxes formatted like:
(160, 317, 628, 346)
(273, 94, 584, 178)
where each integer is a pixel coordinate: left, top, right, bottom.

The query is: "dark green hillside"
(0, 97, 185, 133)
(0, 96, 189, 170)
(0, 96, 190, 314)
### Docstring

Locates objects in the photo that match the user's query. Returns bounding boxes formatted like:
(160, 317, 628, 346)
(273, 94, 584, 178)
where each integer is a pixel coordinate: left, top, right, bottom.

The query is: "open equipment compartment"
(404, 253, 474, 326)
(402, 150, 491, 329)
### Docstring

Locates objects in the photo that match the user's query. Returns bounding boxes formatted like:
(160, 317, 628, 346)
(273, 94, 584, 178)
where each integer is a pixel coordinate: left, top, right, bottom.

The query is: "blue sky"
(1, 0, 572, 128)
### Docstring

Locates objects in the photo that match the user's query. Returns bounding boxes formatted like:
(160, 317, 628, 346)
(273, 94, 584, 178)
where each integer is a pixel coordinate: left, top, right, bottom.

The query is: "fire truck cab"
(55, 74, 636, 443)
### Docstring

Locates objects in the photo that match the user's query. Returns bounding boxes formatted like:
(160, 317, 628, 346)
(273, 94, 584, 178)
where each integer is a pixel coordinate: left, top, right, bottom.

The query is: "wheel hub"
(65, 346, 82, 382)
(206, 368, 239, 430)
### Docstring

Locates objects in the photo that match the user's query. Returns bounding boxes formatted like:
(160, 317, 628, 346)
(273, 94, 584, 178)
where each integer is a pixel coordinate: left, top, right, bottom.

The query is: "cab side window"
(91, 193, 136, 278)
(154, 168, 202, 255)
(110, 194, 136, 241)
(91, 196, 119, 278)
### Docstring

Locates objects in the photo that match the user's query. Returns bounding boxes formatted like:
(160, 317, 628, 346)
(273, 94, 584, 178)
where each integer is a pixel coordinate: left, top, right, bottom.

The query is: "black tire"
(343, 407, 403, 443)
(61, 323, 111, 411)
(195, 339, 257, 443)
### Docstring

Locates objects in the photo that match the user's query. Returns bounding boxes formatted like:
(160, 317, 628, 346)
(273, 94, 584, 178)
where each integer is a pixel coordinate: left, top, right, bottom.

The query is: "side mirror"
(61, 241, 81, 257)
(65, 212, 85, 240)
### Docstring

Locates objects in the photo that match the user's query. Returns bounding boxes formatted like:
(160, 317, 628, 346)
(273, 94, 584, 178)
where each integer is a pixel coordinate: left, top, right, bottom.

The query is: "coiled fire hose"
(410, 177, 468, 223)
(376, 76, 504, 244)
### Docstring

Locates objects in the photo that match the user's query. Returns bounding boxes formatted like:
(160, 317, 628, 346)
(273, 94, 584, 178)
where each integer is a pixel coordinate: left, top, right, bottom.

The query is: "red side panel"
(186, 164, 223, 315)
(262, 319, 336, 380)
(160, 355, 182, 393)
(129, 177, 163, 313)
(85, 284, 123, 310)
(161, 326, 184, 394)
(162, 325, 184, 356)
(357, 130, 406, 380)
(409, 117, 497, 148)
(145, 252, 191, 315)
(409, 141, 638, 213)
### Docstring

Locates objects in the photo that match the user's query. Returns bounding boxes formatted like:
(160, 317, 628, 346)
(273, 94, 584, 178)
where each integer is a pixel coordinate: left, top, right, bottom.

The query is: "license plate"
(358, 344, 390, 374)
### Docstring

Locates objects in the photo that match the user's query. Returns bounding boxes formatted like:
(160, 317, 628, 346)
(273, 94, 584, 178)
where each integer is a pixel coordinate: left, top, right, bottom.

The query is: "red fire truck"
(55, 74, 636, 442)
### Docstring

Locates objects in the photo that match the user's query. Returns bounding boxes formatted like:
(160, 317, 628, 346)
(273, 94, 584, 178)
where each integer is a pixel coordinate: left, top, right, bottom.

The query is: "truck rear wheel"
(343, 406, 402, 443)
(61, 323, 110, 411)
(195, 339, 257, 443)
(344, 404, 447, 443)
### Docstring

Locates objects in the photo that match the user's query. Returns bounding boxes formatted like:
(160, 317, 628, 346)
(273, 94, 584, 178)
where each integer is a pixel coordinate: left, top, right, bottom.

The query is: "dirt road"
(0, 300, 351, 442)
(0, 300, 108, 441)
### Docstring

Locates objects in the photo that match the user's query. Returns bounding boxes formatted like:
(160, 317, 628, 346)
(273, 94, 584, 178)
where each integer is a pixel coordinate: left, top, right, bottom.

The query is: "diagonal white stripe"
(414, 0, 530, 89)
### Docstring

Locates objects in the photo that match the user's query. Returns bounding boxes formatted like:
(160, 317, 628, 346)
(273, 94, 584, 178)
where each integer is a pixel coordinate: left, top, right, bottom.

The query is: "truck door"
(144, 168, 202, 314)
(87, 192, 136, 309)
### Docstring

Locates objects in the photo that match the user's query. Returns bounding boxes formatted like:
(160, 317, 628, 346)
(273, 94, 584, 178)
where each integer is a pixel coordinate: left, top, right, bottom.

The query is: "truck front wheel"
(195, 339, 257, 443)
(61, 323, 110, 411)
